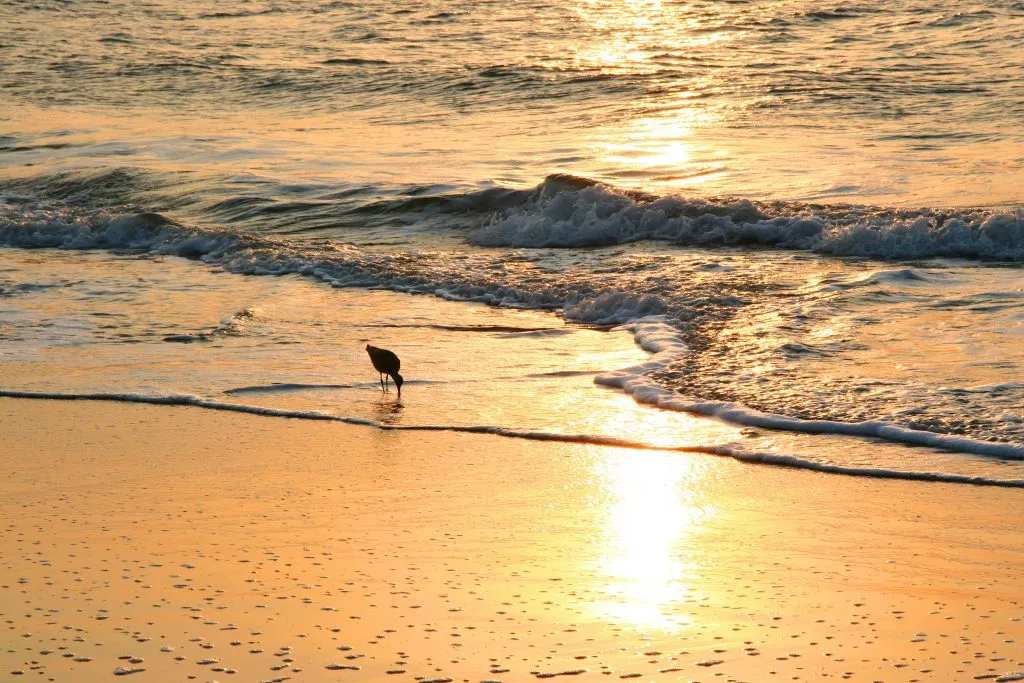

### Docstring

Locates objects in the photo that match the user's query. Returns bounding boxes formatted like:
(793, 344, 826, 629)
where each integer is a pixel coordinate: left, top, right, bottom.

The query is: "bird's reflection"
(374, 397, 405, 425)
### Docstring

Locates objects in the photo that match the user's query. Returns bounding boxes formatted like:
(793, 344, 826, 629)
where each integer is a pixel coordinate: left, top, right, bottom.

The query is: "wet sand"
(2, 398, 1023, 682)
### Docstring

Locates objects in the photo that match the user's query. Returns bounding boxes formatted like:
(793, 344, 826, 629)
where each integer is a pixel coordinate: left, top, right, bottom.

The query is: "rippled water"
(1, 0, 1022, 481)
(3, 0, 1024, 201)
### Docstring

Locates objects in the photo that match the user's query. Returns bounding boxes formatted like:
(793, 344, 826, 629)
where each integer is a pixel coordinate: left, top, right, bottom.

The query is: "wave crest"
(470, 175, 1024, 260)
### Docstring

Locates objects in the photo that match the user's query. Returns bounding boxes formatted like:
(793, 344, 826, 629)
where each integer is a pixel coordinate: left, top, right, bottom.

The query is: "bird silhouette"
(365, 344, 404, 396)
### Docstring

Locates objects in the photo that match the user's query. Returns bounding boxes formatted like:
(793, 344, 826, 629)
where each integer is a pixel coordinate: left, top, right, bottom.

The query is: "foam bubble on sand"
(113, 666, 145, 675)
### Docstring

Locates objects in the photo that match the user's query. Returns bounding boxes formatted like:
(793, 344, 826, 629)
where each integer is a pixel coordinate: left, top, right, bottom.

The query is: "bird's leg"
(380, 373, 386, 392)
(385, 374, 390, 391)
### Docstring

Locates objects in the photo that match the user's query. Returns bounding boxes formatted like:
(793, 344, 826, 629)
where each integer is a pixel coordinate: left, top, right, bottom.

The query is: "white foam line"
(3, 389, 1023, 488)
(468, 176, 1024, 259)
(597, 320, 1024, 461)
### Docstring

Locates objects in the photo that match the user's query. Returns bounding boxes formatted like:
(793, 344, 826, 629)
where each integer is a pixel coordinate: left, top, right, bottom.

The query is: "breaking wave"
(470, 175, 1024, 260)
(3, 172, 1023, 261)
(2, 176, 1022, 456)
(0, 197, 677, 327)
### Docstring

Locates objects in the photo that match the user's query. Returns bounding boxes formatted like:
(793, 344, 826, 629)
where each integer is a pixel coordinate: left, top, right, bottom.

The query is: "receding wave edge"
(601, 318, 1024, 461)
(3, 389, 1022, 489)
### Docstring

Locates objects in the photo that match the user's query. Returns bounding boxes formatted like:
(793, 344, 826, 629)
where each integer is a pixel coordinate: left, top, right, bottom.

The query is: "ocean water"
(1, 0, 1023, 485)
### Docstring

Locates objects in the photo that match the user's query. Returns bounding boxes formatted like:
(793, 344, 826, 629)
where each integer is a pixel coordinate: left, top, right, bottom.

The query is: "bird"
(365, 344, 404, 396)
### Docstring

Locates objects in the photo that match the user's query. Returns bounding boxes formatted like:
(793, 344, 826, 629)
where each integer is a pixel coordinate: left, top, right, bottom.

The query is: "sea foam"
(5, 175, 1024, 262)
(469, 175, 1024, 260)
(3, 193, 1023, 462)
(598, 317, 1024, 461)
(0, 199, 675, 326)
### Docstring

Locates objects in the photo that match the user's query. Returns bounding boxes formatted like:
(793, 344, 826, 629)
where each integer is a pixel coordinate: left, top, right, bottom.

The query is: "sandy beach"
(2, 397, 1022, 683)
(4, 0, 1024, 680)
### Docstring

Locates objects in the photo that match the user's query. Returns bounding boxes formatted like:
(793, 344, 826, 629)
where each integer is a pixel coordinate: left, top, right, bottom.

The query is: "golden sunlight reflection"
(592, 448, 717, 631)
(568, 0, 737, 188)
(596, 112, 729, 188)
(575, 388, 740, 449)
(572, 0, 732, 71)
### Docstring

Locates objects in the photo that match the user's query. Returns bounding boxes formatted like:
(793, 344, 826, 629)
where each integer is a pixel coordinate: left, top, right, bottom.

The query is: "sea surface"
(1, 0, 1023, 485)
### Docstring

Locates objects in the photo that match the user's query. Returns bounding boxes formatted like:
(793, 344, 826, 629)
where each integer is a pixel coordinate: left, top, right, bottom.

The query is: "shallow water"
(2, 249, 1022, 486)
(1, 0, 1022, 483)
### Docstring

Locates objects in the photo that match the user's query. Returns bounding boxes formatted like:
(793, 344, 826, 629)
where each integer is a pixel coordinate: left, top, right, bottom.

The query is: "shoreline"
(3, 389, 1023, 489)
(2, 397, 1022, 682)
(1, 246, 1021, 474)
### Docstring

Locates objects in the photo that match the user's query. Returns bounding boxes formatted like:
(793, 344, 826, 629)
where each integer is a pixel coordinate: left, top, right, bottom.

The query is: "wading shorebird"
(365, 344, 404, 396)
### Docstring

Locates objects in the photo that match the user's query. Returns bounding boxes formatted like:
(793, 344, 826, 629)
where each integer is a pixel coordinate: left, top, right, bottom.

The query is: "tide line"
(2, 389, 1024, 489)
